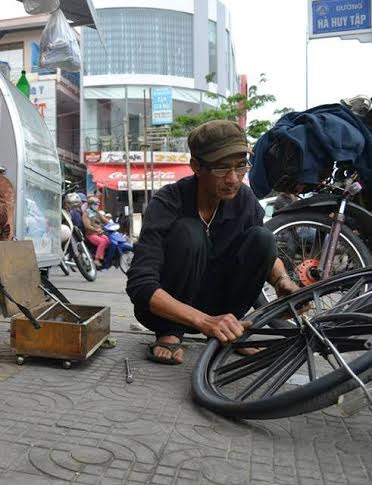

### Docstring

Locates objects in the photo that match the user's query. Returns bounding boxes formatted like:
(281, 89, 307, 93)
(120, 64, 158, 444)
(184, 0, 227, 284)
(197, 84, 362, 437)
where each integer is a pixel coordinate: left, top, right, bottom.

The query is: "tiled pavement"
(0, 268, 370, 484)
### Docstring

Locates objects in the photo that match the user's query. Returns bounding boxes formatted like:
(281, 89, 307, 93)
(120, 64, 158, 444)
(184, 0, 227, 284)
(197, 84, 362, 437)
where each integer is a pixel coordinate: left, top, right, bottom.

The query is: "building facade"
(82, 0, 239, 217)
(0, 14, 84, 186)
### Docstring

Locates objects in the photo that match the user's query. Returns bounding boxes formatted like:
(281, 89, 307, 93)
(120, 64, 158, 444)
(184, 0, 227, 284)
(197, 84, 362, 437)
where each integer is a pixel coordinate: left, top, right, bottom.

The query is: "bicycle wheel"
(260, 211, 372, 304)
(119, 250, 134, 275)
(192, 266, 372, 420)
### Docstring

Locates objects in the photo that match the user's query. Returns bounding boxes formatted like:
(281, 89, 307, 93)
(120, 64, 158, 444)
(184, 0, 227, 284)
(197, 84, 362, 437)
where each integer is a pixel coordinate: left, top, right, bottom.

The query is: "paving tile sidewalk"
(0, 268, 369, 484)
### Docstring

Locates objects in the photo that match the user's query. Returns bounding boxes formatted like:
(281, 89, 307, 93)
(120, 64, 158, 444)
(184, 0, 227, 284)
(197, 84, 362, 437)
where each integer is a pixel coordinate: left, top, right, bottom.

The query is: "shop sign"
(100, 151, 190, 164)
(309, 0, 372, 38)
(151, 87, 173, 125)
(84, 151, 101, 163)
(30, 79, 57, 143)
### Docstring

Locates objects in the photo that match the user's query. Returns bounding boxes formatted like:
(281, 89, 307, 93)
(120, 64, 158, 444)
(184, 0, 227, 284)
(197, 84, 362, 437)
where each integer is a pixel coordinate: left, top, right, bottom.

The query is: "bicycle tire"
(192, 267, 372, 419)
(71, 238, 97, 282)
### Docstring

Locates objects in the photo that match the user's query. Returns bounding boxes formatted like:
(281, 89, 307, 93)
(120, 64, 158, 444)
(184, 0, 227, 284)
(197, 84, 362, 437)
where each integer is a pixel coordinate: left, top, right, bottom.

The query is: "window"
(83, 8, 193, 78)
(0, 42, 24, 82)
(225, 30, 231, 91)
(208, 21, 217, 82)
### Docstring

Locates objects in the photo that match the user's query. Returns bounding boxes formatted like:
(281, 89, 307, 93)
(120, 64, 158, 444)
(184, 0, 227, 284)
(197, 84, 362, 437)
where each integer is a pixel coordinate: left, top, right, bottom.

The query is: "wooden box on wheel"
(0, 241, 110, 368)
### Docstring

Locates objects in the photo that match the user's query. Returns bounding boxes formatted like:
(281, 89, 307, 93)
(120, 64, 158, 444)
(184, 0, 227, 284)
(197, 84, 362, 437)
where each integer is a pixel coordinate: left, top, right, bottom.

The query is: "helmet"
(87, 196, 100, 207)
(64, 193, 81, 208)
(77, 192, 87, 203)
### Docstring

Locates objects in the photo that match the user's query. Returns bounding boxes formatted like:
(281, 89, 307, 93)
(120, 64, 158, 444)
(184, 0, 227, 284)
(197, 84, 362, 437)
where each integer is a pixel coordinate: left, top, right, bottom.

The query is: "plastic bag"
(23, 0, 60, 15)
(39, 9, 81, 72)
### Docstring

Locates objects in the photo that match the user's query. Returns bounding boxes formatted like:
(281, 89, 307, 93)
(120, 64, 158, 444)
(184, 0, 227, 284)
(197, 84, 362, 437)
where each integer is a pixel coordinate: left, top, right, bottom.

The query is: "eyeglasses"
(199, 158, 252, 178)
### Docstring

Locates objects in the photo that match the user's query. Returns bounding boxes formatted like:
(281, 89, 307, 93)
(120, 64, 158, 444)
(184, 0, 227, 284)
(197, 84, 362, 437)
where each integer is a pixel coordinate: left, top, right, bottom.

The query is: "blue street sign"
(311, 0, 371, 36)
(151, 87, 173, 126)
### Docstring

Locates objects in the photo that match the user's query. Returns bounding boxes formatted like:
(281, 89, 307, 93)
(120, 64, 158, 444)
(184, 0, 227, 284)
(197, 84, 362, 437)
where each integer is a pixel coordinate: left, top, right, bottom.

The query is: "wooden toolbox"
(0, 241, 110, 368)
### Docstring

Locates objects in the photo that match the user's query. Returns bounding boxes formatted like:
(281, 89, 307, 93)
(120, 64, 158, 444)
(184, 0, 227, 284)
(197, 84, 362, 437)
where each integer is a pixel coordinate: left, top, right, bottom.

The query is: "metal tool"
(39, 285, 82, 322)
(124, 357, 133, 383)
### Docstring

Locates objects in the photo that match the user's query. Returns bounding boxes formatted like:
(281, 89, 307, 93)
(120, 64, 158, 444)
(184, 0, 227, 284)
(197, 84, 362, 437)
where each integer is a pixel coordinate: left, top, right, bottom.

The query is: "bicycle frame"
(318, 182, 363, 280)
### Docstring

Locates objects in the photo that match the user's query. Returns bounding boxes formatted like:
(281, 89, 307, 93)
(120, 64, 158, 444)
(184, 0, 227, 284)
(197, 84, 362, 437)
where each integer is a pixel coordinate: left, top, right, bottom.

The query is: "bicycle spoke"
(299, 228, 306, 261)
(288, 302, 303, 326)
(214, 339, 294, 385)
(305, 337, 317, 381)
(243, 327, 299, 337)
(324, 325, 372, 337)
(232, 339, 287, 349)
(312, 290, 323, 314)
(343, 291, 372, 312)
(235, 338, 304, 401)
(327, 337, 368, 352)
(315, 289, 372, 318)
(260, 349, 307, 398)
(328, 277, 366, 312)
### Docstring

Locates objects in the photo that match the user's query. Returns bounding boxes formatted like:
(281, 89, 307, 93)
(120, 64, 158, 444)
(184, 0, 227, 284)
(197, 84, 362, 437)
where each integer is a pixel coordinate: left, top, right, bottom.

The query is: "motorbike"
(259, 162, 372, 304)
(85, 222, 134, 274)
(61, 207, 97, 282)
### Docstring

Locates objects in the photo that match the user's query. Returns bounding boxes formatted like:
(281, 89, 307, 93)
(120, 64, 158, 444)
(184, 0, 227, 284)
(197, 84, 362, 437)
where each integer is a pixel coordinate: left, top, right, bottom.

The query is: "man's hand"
(201, 313, 248, 344)
(274, 276, 300, 298)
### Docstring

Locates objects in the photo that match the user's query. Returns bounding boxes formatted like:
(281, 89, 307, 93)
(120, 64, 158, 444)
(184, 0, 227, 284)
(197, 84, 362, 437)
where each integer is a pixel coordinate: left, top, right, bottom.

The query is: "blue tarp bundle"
(249, 103, 372, 198)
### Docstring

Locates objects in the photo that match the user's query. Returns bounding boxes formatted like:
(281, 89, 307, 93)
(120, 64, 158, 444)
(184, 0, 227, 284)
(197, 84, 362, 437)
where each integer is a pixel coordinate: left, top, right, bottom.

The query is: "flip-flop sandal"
(146, 341, 184, 365)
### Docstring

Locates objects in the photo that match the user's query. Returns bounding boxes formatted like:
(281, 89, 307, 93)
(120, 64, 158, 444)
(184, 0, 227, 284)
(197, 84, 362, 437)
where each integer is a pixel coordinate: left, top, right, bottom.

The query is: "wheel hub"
(296, 259, 320, 286)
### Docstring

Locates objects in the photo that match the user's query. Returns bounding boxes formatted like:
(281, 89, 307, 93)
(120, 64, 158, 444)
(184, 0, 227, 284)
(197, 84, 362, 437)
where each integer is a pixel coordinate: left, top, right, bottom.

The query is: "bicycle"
(192, 266, 372, 420)
(259, 164, 372, 307)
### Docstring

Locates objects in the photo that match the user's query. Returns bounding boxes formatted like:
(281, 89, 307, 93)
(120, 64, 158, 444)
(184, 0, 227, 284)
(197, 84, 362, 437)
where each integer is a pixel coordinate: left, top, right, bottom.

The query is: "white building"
(81, 0, 239, 213)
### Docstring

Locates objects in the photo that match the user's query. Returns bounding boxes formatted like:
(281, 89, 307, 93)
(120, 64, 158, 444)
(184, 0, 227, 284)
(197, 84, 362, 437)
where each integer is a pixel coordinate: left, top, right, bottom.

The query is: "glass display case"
(0, 72, 62, 268)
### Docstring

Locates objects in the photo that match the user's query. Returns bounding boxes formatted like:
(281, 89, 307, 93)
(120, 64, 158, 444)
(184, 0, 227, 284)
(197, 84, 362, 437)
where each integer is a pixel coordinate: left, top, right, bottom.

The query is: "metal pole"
(150, 149, 154, 198)
(124, 87, 134, 241)
(149, 87, 154, 199)
(305, 28, 310, 110)
(143, 89, 149, 210)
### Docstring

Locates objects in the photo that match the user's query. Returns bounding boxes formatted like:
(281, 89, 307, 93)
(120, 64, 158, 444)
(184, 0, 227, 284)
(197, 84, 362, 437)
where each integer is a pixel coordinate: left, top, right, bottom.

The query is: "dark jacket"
(126, 175, 264, 310)
(249, 103, 372, 198)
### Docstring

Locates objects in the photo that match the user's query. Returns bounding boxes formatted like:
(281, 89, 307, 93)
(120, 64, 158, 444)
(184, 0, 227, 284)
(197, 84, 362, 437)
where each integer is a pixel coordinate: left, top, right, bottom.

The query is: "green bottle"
(16, 70, 30, 98)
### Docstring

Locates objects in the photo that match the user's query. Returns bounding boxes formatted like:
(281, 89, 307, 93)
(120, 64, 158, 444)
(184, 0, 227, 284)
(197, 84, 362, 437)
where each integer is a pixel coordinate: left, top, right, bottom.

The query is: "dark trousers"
(134, 218, 277, 339)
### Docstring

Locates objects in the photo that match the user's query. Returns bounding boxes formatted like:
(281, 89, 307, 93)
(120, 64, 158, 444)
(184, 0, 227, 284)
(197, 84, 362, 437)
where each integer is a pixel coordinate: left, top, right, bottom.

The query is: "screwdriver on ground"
(125, 357, 133, 383)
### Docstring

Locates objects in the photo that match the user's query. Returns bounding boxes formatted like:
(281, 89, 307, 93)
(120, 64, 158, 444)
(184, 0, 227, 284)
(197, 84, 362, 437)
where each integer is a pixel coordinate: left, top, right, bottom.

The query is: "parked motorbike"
(260, 162, 372, 304)
(61, 205, 97, 282)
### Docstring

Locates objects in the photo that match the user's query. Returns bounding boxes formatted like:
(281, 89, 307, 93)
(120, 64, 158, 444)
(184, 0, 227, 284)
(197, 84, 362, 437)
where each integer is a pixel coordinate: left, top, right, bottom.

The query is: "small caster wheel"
(62, 360, 71, 369)
(16, 356, 24, 365)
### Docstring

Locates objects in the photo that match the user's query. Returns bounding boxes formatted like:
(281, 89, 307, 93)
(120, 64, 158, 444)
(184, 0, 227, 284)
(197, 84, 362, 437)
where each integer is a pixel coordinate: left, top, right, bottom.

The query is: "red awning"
(88, 163, 193, 191)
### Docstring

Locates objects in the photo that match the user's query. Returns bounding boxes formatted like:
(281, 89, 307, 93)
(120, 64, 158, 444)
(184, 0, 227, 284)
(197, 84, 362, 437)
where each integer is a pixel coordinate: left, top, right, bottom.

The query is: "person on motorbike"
(64, 193, 85, 232)
(126, 120, 299, 365)
(82, 196, 110, 268)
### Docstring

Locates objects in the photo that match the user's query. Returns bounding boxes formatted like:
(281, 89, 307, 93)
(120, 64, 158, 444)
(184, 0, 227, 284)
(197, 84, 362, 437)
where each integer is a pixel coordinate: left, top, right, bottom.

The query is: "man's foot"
(146, 335, 184, 365)
(235, 347, 262, 356)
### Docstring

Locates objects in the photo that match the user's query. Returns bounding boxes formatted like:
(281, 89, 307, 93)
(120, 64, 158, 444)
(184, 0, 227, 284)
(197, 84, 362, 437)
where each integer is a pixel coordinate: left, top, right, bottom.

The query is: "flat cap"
(188, 120, 248, 163)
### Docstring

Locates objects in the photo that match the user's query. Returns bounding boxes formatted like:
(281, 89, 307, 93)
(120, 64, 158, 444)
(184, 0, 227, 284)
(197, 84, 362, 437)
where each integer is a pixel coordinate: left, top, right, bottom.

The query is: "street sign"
(151, 87, 173, 126)
(309, 0, 372, 39)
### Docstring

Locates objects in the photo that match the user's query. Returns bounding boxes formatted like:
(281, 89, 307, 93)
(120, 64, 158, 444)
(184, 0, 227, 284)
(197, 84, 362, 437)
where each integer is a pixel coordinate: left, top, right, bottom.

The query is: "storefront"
(86, 150, 193, 222)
